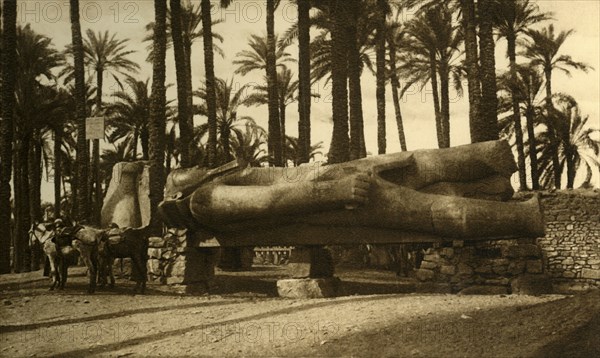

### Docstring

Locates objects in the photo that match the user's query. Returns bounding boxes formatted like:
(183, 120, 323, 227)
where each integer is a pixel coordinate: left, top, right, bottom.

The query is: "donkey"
(98, 225, 149, 294)
(29, 222, 73, 290)
(30, 222, 106, 293)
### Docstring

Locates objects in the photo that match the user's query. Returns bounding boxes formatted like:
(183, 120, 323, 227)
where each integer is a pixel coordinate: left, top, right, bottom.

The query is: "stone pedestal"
(217, 247, 254, 271)
(277, 278, 343, 298)
(278, 246, 339, 298)
(287, 246, 335, 278)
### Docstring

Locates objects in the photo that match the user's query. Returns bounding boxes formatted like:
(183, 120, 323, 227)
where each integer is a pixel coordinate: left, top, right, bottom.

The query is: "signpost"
(85, 117, 105, 140)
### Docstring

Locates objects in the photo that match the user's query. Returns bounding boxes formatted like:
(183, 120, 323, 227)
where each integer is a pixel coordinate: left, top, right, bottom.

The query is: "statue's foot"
(527, 193, 545, 237)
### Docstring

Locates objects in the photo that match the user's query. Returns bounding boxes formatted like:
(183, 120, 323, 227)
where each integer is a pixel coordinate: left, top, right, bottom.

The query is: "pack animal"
(29, 222, 75, 290)
(30, 222, 106, 293)
(98, 226, 149, 293)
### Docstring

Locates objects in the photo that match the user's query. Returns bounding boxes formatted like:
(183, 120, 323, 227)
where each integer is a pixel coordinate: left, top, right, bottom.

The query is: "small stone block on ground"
(277, 278, 342, 298)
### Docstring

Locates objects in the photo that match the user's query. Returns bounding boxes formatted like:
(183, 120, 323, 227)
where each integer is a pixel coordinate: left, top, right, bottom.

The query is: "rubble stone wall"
(535, 190, 600, 285)
(416, 189, 600, 293)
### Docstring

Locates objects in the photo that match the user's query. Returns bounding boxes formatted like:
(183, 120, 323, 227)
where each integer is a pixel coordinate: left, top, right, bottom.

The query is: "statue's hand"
(343, 173, 371, 209)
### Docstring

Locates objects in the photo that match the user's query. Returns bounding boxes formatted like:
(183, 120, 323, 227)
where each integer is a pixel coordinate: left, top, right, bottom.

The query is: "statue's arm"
(188, 173, 370, 226)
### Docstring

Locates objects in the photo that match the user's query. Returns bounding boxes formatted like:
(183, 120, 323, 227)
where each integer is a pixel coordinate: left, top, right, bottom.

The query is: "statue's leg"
(299, 184, 543, 239)
(397, 140, 517, 189)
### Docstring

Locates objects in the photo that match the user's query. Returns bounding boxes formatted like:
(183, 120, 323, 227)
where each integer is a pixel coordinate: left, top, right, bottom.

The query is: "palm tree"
(477, 0, 500, 141)
(292, 2, 373, 160)
(406, 0, 495, 143)
(400, 6, 462, 148)
(201, 0, 235, 168)
(297, 0, 312, 165)
(285, 136, 324, 167)
(66, 0, 90, 224)
(521, 24, 593, 188)
(328, 0, 351, 164)
(106, 79, 152, 160)
(194, 77, 255, 164)
(170, 0, 194, 168)
(348, 0, 372, 159)
(234, 32, 295, 165)
(145, 3, 225, 166)
(233, 34, 295, 76)
(80, 29, 139, 224)
(375, 0, 388, 155)
(498, 64, 545, 190)
(15, 25, 65, 217)
(495, 0, 551, 191)
(230, 122, 269, 167)
(0, 0, 17, 273)
(386, 17, 408, 152)
(537, 96, 600, 189)
(266, 0, 283, 166)
(244, 67, 299, 164)
(148, 0, 168, 235)
(458, 0, 483, 142)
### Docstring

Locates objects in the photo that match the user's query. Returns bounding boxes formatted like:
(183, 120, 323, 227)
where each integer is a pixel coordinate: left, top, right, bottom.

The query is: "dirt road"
(1, 267, 599, 357)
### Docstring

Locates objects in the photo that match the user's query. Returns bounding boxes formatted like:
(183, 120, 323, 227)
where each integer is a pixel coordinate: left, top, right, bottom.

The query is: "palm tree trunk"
(477, 0, 499, 142)
(132, 128, 139, 159)
(508, 34, 528, 191)
(29, 131, 43, 270)
(221, 124, 233, 163)
(94, 70, 104, 225)
(328, 0, 350, 164)
(439, 59, 451, 148)
(148, 0, 168, 236)
(460, 0, 483, 142)
(184, 36, 194, 158)
(140, 126, 149, 160)
(201, 0, 218, 168)
(525, 106, 539, 190)
(297, 0, 311, 164)
(166, 128, 174, 175)
(280, 100, 287, 165)
(29, 130, 42, 223)
(171, 0, 192, 168)
(348, 14, 366, 160)
(16, 132, 32, 272)
(54, 127, 62, 218)
(13, 147, 21, 272)
(266, 0, 282, 167)
(70, 0, 89, 223)
(544, 67, 561, 189)
(566, 152, 575, 189)
(429, 55, 443, 148)
(375, 0, 387, 155)
(0, 0, 17, 273)
(387, 36, 407, 151)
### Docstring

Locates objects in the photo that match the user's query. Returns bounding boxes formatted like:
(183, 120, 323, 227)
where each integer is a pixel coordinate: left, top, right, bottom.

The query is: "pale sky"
(17, 0, 599, 202)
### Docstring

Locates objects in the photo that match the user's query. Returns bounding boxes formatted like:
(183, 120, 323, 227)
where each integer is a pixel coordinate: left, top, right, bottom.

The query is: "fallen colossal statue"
(158, 140, 544, 246)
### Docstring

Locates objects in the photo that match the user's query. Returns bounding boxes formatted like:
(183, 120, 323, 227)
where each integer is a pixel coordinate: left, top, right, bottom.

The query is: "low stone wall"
(415, 239, 545, 294)
(535, 190, 600, 288)
(416, 189, 600, 293)
(147, 229, 217, 285)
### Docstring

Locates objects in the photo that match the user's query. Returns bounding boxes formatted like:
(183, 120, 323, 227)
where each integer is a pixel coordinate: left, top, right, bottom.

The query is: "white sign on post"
(86, 117, 105, 140)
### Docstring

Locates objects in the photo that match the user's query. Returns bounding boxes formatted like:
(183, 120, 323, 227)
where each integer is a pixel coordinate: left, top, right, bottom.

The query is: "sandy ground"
(1, 266, 599, 358)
